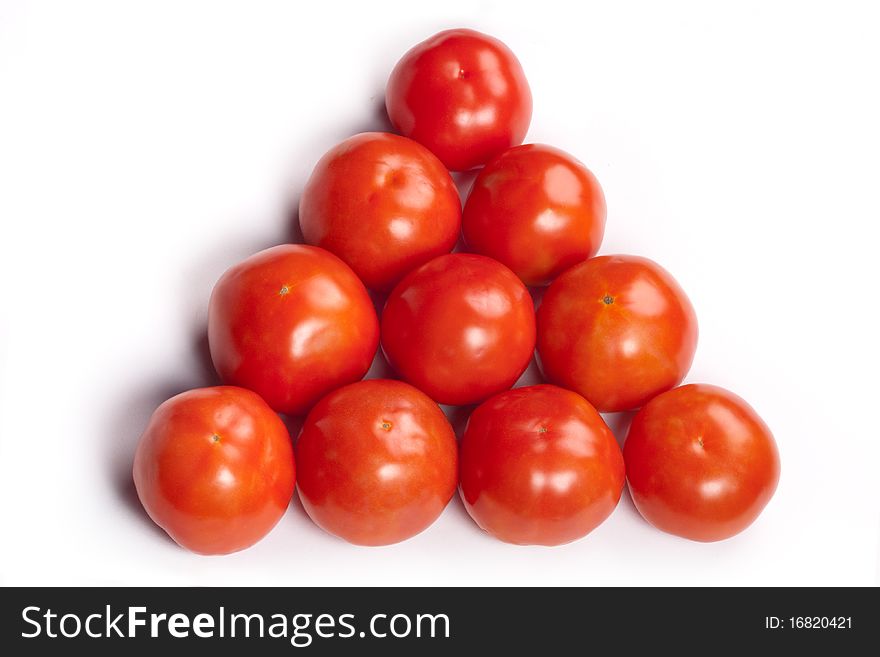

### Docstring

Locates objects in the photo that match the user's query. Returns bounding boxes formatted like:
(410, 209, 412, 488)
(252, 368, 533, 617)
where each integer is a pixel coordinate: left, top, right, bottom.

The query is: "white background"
(1, 0, 878, 586)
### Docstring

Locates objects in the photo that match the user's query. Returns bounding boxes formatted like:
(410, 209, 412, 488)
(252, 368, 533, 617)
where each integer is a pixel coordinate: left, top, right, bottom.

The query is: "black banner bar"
(1, 587, 875, 654)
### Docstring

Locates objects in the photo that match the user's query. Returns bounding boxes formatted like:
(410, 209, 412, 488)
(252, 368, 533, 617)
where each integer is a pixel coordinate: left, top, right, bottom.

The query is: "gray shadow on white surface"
(616, 484, 644, 525)
(105, 379, 206, 546)
(528, 284, 546, 308)
(451, 169, 479, 204)
(446, 489, 487, 537)
(285, 487, 338, 542)
(106, 94, 398, 541)
(442, 403, 476, 440)
(187, 92, 398, 409)
(603, 410, 636, 450)
(513, 354, 542, 389)
(601, 410, 643, 523)
(285, 94, 396, 237)
(365, 346, 396, 381)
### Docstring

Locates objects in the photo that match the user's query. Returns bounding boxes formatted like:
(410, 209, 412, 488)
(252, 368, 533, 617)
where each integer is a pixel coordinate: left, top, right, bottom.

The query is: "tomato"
(385, 28, 532, 171)
(381, 253, 536, 406)
(295, 379, 458, 546)
(624, 384, 780, 542)
(462, 144, 606, 286)
(459, 385, 624, 546)
(133, 386, 295, 555)
(537, 255, 697, 412)
(299, 132, 461, 292)
(208, 245, 379, 416)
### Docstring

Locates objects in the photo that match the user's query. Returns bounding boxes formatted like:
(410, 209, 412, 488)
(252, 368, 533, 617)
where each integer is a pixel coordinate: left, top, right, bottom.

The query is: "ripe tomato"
(299, 132, 461, 292)
(459, 385, 624, 546)
(295, 379, 458, 546)
(208, 245, 378, 416)
(381, 253, 536, 406)
(133, 386, 295, 555)
(385, 28, 532, 171)
(462, 144, 606, 286)
(624, 384, 780, 542)
(537, 255, 697, 412)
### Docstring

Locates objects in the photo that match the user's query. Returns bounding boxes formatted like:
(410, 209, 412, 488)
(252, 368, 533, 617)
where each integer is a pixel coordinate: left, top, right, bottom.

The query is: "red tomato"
(133, 386, 295, 555)
(295, 379, 458, 546)
(385, 28, 532, 171)
(459, 385, 624, 546)
(299, 132, 461, 292)
(462, 144, 606, 286)
(381, 253, 536, 405)
(624, 384, 780, 542)
(537, 255, 698, 412)
(208, 245, 378, 416)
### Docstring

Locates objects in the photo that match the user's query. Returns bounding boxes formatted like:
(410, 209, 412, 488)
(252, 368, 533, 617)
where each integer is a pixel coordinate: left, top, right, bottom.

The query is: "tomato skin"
(295, 379, 458, 546)
(459, 385, 624, 546)
(133, 386, 295, 555)
(385, 28, 532, 171)
(381, 253, 536, 406)
(462, 144, 606, 286)
(537, 255, 698, 412)
(299, 132, 461, 292)
(624, 384, 780, 542)
(208, 245, 379, 416)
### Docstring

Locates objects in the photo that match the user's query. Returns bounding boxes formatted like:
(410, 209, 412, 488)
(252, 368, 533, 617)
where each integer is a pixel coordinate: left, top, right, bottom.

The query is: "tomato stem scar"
(602, 295, 614, 305)
(381, 421, 392, 431)
(279, 285, 290, 296)
(212, 434, 221, 443)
